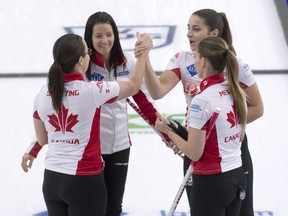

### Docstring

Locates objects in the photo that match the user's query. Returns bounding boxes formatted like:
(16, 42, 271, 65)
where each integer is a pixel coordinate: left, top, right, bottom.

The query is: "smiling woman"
(1, 0, 287, 215)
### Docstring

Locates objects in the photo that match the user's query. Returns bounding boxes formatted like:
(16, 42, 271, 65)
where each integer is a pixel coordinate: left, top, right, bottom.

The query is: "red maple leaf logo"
(48, 105, 79, 134)
(226, 104, 237, 128)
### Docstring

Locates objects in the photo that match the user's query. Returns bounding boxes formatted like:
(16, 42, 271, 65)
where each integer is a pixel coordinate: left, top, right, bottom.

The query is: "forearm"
(130, 56, 147, 92)
(144, 58, 165, 99)
(247, 106, 263, 123)
(165, 129, 192, 158)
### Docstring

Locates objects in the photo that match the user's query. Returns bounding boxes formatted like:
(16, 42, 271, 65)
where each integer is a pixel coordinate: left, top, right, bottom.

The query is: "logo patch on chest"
(91, 73, 104, 81)
(186, 64, 197, 77)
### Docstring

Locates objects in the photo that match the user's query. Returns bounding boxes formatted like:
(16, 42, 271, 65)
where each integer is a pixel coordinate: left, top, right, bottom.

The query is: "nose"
(187, 29, 193, 38)
(101, 36, 109, 44)
(187, 31, 192, 39)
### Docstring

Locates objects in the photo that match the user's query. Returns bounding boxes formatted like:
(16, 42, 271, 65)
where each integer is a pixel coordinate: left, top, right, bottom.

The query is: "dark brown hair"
(48, 34, 85, 112)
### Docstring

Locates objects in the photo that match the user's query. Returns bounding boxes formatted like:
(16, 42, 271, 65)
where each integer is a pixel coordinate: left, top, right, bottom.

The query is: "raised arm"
(134, 34, 180, 100)
(144, 58, 180, 99)
(116, 33, 151, 101)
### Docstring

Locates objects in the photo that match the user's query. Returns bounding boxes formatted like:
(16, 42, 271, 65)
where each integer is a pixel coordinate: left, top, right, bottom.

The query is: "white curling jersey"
(188, 72, 243, 175)
(33, 73, 119, 176)
(89, 52, 165, 154)
(166, 51, 256, 125)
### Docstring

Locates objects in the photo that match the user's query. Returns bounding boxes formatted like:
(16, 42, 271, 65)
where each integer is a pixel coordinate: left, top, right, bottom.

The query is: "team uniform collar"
(63, 72, 84, 83)
(200, 72, 225, 92)
(90, 52, 126, 69)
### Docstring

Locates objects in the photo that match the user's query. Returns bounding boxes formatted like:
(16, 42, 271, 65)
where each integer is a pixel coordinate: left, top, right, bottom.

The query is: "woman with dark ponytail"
(22, 32, 151, 216)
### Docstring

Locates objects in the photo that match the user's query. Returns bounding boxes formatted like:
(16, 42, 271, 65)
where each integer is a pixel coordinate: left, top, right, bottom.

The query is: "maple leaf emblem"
(226, 104, 237, 128)
(48, 105, 79, 134)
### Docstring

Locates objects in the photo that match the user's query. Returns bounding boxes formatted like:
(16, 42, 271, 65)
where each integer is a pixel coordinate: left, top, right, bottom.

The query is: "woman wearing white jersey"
(136, 9, 263, 215)
(155, 36, 247, 216)
(22, 12, 166, 216)
(83, 11, 170, 216)
(22, 33, 150, 216)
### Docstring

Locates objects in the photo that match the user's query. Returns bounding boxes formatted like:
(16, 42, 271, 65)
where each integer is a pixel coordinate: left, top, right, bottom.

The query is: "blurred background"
(0, 0, 287, 215)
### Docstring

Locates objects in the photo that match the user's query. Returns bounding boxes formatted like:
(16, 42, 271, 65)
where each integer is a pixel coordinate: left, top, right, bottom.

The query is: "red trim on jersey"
(192, 126, 222, 175)
(239, 82, 248, 89)
(106, 97, 117, 104)
(76, 107, 104, 175)
(29, 141, 43, 158)
(132, 90, 172, 143)
(91, 52, 126, 69)
(63, 72, 84, 83)
(199, 72, 225, 92)
(33, 111, 40, 119)
(170, 68, 181, 80)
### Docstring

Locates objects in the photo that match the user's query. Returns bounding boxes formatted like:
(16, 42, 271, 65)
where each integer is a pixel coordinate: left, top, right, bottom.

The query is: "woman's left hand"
(155, 113, 169, 133)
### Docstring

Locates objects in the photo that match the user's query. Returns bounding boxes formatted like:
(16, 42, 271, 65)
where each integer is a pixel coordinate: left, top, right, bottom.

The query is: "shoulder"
(236, 56, 256, 86)
(236, 56, 251, 72)
(170, 50, 193, 60)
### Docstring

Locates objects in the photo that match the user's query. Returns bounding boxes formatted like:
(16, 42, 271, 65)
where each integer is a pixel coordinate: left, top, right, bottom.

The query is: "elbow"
(148, 91, 164, 100)
(190, 154, 201, 162)
(130, 83, 141, 96)
(259, 106, 264, 118)
(247, 105, 264, 123)
(151, 94, 163, 100)
(186, 152, 201, 162)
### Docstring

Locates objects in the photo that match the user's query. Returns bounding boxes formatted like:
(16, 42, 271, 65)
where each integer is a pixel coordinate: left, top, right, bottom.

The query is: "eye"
(192, 27, 201, 32)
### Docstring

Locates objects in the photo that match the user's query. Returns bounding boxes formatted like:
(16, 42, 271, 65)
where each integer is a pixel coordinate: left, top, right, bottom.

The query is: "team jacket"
(188, 72, 243, 175)
(89, 52, 168, 154)
(33, 73, 119, 176)
(166, 50, 256, 125)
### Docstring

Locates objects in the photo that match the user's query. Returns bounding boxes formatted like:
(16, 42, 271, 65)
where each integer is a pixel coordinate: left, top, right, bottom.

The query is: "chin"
(190, 44, 196, 51)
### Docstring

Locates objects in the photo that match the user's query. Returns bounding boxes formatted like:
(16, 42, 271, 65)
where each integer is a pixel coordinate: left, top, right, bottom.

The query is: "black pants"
(184, 134, 253, 216)
(43, 169, 106, 216)
(239, 135, 254, 216)
(190, 167, 246, 216)
(102, 148, 130, 216)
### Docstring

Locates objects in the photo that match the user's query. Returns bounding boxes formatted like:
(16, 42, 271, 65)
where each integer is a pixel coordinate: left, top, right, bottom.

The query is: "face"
(92, 23, 115, 60)
(187, 15, 215, 51)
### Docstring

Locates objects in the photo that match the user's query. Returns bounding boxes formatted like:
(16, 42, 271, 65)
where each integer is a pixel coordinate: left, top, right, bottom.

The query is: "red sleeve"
(132, 90, 172, 143)
(33, 111, 40, 119)
(28, 141, 43, 158)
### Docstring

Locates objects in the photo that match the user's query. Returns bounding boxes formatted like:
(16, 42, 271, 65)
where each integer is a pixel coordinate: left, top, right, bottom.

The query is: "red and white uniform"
(166, 51, 255, 124)
(188, 72, 243, 175)
(89, 52, 166, 154)
(33, 73, 119, 176)
(25, 53, 168, 162)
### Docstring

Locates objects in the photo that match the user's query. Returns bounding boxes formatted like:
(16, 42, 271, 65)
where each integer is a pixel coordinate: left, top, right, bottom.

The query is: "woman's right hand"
(21, 153, 35, 173)
(134, 32, 153, 58)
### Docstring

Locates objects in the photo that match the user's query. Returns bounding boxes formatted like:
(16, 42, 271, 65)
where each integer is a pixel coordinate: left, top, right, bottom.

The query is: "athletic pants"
(184, 133, 254, 216)
(42, 169, 106, 216)
(190, 167, 246, 216)
(102, 148, 130, 216)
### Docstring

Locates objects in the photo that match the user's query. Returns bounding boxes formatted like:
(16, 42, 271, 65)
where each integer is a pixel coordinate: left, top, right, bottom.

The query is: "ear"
(210, 29, 219, 37)
(78, 56, 83, 66)
(200, 56, 206, 68)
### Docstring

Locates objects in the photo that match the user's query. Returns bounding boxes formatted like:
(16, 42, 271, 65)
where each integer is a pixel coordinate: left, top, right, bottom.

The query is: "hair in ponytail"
(192, 9, 236, 54)
(197, 37, 246, 124)
(48, 34, 85, 112)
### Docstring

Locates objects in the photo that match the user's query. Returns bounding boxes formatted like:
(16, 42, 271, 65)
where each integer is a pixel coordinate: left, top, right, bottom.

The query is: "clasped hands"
(134, 32, 153, 58)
